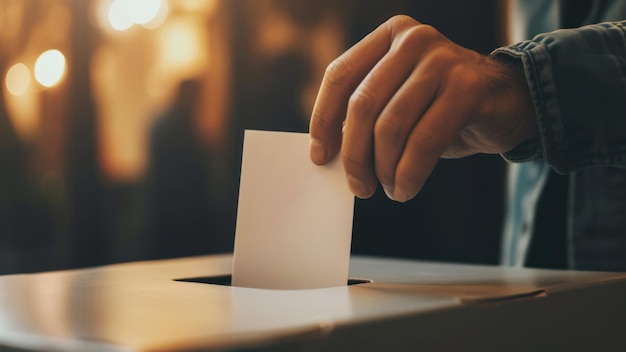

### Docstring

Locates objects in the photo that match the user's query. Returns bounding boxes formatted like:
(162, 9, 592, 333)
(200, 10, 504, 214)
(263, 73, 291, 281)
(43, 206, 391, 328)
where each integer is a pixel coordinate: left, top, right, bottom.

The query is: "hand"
(309, 15, 537, 202)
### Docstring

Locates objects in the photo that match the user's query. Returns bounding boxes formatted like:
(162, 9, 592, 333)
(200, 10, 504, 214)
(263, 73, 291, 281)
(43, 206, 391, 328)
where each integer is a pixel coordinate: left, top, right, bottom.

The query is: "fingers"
(309, 14, 523, 203)
(309, 15, 419, 166)
(309, 55, 356, 165)
(342, 42, 424, 198)
(311, 15, 470, 203)
(392, 89, 469, 202)
(373, 57, 440, 198)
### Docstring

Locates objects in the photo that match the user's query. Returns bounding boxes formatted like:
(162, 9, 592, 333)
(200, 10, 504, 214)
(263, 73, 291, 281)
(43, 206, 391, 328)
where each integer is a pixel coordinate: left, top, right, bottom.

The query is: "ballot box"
(0, 254, 625, 351)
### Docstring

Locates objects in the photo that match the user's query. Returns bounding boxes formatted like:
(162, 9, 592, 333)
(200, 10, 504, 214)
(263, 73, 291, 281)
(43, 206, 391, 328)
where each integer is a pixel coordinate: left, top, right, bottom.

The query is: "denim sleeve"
(492, 21, 626, 174)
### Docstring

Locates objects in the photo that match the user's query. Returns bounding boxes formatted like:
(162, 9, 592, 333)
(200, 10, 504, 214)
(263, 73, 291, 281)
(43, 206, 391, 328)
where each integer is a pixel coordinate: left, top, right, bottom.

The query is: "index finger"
(309, 15, 420, 165)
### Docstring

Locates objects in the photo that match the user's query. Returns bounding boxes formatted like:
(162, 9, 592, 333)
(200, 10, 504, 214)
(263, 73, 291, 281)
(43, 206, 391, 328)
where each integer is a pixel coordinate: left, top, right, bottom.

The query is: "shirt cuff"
(501, 137, 544, 162)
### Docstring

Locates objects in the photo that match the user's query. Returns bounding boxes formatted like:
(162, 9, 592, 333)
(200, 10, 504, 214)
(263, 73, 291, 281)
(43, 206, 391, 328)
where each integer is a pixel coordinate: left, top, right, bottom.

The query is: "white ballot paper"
(232, 130, 355, 289)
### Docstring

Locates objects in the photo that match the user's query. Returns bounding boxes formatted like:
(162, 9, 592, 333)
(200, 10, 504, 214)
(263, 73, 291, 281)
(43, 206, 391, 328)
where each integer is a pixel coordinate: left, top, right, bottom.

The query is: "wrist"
(484, 54, 539, 152)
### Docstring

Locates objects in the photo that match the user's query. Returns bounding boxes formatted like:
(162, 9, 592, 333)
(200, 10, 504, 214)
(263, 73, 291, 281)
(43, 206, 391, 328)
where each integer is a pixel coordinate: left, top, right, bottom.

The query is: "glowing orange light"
(5, 63, 31, 96)
(34, 50, 66, 88)
(158, 18, 207, 78)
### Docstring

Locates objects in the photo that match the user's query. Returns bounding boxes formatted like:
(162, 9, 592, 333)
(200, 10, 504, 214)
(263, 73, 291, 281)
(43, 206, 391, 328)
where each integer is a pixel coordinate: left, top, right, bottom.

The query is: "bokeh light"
(108, 0, 133, 31)
(34, 50, 66, 88)
(140, 0, 168, 29)
(158, 17, 208, 78)
(128, 0, 161, 24)
(161, 22, 197, 67)
(107, 0, 167, 31)
(5, 63, 31, 96)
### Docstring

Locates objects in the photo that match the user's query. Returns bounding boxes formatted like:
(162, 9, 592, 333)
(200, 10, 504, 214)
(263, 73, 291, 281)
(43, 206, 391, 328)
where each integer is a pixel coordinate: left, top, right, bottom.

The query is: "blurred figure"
(143, 80, 231, 259)
(242, 49, 312, 133)
(0, 100, 58, 274)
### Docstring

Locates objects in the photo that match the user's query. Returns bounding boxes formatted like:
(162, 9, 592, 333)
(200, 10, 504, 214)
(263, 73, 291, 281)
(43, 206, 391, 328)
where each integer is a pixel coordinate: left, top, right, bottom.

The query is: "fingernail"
(393, 186, 416, 203)
(382, 184, 396, 201)
(310, 138, 327, 164)
(348, 175, 372, 199)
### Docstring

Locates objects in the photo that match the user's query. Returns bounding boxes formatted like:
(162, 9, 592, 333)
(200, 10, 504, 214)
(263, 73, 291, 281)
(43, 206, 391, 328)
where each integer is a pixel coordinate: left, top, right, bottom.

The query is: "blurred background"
(0, 0, 505, 275)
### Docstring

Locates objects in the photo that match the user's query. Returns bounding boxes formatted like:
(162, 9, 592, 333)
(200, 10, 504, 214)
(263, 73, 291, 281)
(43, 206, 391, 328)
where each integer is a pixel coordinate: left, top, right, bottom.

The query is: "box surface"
(0, 254, 625, 351)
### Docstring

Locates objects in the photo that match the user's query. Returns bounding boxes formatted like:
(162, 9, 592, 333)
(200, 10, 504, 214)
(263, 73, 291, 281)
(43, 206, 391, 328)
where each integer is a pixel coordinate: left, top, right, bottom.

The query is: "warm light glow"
(108, 0, 133, 31)
(128, 0, 161, 24)
(140, 0, 168, 29)
(177, 0, 218, 16)
(34, 50, 66, 88)
(4, 80, 40, 141)
(107, 0, 166, 31)
(159, 18, 208, 78)
(5, 63, 31, 96)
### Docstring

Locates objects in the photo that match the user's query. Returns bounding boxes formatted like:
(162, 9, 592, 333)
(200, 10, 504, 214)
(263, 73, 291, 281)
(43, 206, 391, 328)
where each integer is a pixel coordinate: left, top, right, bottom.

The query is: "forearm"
(493, 21, 626, 173)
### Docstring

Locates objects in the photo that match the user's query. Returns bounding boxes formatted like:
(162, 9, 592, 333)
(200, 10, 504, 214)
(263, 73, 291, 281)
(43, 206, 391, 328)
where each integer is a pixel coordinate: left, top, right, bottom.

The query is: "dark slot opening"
(174, 275, 372, 287)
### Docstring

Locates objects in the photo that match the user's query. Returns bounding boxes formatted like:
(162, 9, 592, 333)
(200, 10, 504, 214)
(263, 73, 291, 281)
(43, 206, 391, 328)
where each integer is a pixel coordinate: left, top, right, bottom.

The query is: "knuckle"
(348, 88, 376, 116)
(397, 24, 441, 49)
(411, 129, 441, 157)
(411, 24, 441, 40)
(323, 56, 351, 88)
(416, 47, 459, 82)
(435, 42, 454, 56)
(341, 150, 365, 176)
(428, 46, 457, 66)
(374, 112, 406, 144)
(459, 66, 481, 86)
(386, 15, 419, 33)
(310, 107, 338, 132)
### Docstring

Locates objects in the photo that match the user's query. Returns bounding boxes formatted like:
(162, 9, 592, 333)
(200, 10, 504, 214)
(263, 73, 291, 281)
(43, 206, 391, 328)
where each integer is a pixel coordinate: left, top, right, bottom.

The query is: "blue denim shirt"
(493, 0, 626, 270)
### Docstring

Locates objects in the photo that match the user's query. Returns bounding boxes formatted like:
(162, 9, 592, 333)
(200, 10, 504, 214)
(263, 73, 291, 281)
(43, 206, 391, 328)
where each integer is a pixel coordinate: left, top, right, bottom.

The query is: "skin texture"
(309, 15, 538, 202)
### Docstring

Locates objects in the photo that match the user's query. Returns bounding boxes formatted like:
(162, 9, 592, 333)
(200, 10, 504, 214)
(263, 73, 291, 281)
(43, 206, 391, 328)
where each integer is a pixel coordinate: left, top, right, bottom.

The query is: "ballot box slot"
(174, 275, 372, 286)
